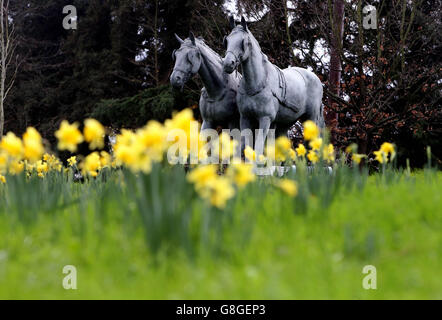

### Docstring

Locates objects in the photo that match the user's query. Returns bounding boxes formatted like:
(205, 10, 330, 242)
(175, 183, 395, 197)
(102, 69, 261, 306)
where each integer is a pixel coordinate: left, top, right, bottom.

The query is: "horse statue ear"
(241, 16, 247, 30)
(229, 16, 236, 29)
(223, 36, 227, 49)
(189, 32, 196, 45)
(175, 33, 184, 44)
(172, 49, 176, 60)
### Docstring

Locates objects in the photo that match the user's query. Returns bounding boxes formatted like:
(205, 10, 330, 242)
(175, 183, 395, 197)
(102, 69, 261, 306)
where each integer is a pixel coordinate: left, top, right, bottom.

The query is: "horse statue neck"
(240, 34, 268, 95)
(196, 43, 226, 99)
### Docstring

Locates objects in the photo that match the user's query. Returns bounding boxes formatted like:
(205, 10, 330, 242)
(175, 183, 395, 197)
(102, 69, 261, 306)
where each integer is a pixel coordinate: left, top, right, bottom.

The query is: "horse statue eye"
(172, 49, 177, 61)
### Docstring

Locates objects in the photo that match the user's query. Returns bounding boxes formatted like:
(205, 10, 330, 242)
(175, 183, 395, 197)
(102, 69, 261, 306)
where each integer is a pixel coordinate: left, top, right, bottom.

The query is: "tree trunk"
(283, 0, 295, 66)
(153, 0, 159, 86)
(326, 0, 345, 128)
(0, 0, 16, 138)
(0, 0, 5, 137)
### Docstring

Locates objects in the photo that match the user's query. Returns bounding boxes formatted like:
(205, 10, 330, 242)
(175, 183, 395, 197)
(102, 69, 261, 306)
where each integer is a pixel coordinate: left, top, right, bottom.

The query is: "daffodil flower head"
(215, 132, 237, 162)
(374, 150, 386, 163)
(84, 119, 105, 150)
(303, 120, 320, 141)
(200, 176, 235, 209)
(99, 151, 112, 168)
(323, 143, 335, 162)
(227, 163, 256, 188)
(276, 179, 298, 197)
(352, 153, 366, 164)
(307, 150, 319, 163)
(55, 121, 84, 152)
(244, 146, 256, 162)
(9, 160, 25, 175)
(67, 156, 77, 167)
(0, 132, 24, 158)
(22, 127, 45, 162)
(380, 142, 396, 161)
(295, 144, 307, 157)
(309, 138, 323, 151)
(187, 165, 218, 191)
(275, 136, 293, 161)
(81, 152, 102, 177)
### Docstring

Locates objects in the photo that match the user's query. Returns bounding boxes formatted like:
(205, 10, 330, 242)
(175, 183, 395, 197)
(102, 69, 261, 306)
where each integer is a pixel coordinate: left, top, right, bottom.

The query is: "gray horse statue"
(170, 32, 241, 131)
(222, 17, 325, 156)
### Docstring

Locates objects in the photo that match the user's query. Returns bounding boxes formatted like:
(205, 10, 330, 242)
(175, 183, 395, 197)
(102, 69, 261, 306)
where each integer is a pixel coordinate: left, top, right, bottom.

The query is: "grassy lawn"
(0, 169, 440, 299)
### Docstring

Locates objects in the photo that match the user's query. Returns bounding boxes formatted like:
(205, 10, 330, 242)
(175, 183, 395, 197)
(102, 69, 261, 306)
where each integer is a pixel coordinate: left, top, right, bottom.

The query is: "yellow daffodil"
(374, 150, 386, 163)
(187, 164, 235, 209)
(276, 179, 298, 197)
(309, 137, 323, 151)
(99, 151, 112, 168)
(352, 153, 366, 164)
(323, 143, 335, 162)
(380, 142, 396, 160)
(0, 132, 23, 158)
(165, 109, 195, 150)
(115, 129, 136, 148)
(215, 132, 237, 162)
(42, 153, 62, 172)
(165, 109, 194, 133)
(114, 129, 151, 173)
(84, 119, 105, 150)
(187, 165, 218, 191)
(295, 144, 307, 157)
(0, 151, 7, 173)
(374, 142, 396, 164)
(9, 160, 24, 175)
(244, 146, 256, 162)
(307, 150, 319, 163)
(114, 144, 137, 166)
(82, 152, 101, 177)
(380, 142, 394, 154)
(55, 121, 84, 152)
(200, 177, 235, 209)
(288, 148, 296, 161)
(137, 121, 167, 161)
(276, 136, 292, 152)
(23, 127, 45, 162)
(0, 174, 5, 184)
(36, 160, 49, 177)
(275, 136, 293, 161)
(67, 156, 77, 167)
(303, 120, 319, 141)
(227, 163, 256, 188)
(24, 160, 35, 174)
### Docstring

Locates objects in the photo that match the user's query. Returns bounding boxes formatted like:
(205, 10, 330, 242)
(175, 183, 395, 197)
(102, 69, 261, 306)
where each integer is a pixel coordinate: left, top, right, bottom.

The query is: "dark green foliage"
(91, 85, 198, 129)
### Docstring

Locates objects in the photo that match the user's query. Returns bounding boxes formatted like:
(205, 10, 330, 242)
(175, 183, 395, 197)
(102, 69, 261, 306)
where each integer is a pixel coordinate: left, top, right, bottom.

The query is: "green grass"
(0, 167, 441, 299)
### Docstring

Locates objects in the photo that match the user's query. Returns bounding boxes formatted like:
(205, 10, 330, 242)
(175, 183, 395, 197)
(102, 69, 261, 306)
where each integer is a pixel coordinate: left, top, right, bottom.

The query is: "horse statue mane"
(182, 37, 224, 66)
(230, 25, 269, 64)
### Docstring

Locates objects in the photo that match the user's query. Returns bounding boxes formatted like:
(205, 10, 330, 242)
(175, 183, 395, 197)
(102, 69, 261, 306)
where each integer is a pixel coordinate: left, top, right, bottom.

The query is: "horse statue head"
(170, 32, 202, 90)
(223, 16, 251, 74)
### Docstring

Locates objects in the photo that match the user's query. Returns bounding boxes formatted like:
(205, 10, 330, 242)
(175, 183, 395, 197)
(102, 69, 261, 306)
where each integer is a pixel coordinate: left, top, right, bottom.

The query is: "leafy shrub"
(91, 85, 198, 129)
